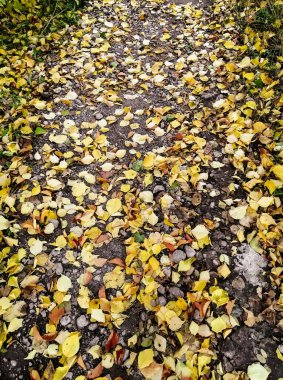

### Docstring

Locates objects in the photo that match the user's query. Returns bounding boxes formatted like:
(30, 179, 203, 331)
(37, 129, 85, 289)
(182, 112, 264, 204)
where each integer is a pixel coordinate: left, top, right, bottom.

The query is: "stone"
(185, 246, 196, 257)
(158, 296, 167, 306)
(60, 315, 71, 326)
(172, 250, 186, 263)
(153, 185, 165, 194)
(163, 267, 171, 278)
(232, 276, 245, 290)
(169, 286, 184, 298)
(96, 113, 103, 120)
(77, 315, 89, 329)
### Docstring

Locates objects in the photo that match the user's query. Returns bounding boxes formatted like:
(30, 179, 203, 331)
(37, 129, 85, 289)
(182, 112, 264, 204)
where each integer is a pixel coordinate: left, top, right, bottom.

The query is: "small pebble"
(96, 113, 103, 120)
(153, 185, 165, 194)
(158, 296, 167, 306)
(172, 249, 186, 263)
(60, 315, 71, 326)
(185, 246, 196, 257)
(232, 276, 245, 290)
(77, 315, 89, 329)
(163, 267, 171, 278)
(88, 324, 97, 331)
(169, 286, 184, 298)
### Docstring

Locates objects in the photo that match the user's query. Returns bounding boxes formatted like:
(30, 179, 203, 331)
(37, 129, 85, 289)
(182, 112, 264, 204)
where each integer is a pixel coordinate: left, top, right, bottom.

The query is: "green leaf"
(34, 127, 46, 135)
(132, 160, 142, 172)
(165, 114, 176, 122)
(134, 232, 145, 243)
(254, 78, 264, 88)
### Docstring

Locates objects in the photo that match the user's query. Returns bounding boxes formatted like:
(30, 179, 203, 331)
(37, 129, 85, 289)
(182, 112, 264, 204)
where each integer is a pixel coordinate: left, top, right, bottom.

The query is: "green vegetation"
(234, 0, 283, 59)
(0, 0, 84, 45)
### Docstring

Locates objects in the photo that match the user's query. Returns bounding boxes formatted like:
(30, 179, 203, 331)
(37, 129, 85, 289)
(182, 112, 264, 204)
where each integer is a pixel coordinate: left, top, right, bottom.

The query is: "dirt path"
(0, 0, 282, 379)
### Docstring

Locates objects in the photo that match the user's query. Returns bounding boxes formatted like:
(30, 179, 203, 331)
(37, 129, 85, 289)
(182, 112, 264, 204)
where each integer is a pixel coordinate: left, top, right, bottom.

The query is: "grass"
(234, 0, 283, 59)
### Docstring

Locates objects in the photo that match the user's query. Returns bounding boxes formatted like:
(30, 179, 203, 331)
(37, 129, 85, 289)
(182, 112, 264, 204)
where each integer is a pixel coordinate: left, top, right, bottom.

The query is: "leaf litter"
(0, 0, 282, 379)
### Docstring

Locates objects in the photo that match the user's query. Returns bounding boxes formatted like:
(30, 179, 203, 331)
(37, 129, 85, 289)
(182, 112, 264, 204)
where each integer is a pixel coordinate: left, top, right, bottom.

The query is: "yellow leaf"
(238, 56, 251, 68)
(8, 318, 23, 332)
(257, 196, 273, 208)
(189, 321, 199, 335)
(57, 275, 72, 292)
(224, 40, 236, 49)
(34, 100, 46, 110)
(139, 191, 153, 203)
(191, 224, 210, 248)
(91, 309, 105, 323)
(138, 349, 154, 369)
(210, 287, 229, 307)
(0, 216, 10, 230)
(243, 72, 255, 81)
(53, 365, 71, 380)
(121, 184, 131, 192)
(154, 334, 166, 352)
(72, 182, 87, 197)
(143, 154, 155, 169)
(106, 198, 122, 215)
(217, 263, 231, 279)
(229, 205, 247, 220)
(247, 363, 270, 380)
(211, 316, 226, 333)
(272, 165, 283, 182)
(253, 122, 266, 133)
(168, 316, 184, 331)
(178, 258, 195, 272)
(62, 332, 80, 358)
(55, 235, 67, 248)
(245, 100, 256, 109)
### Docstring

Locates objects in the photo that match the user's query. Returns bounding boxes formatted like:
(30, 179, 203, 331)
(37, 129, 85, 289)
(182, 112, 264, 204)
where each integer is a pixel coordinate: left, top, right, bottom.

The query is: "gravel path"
(0, 0, 282, 379)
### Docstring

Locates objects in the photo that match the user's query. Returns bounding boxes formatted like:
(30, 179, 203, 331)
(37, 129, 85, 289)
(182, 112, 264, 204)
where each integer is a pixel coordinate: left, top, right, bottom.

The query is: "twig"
(40, 0, 60, 36)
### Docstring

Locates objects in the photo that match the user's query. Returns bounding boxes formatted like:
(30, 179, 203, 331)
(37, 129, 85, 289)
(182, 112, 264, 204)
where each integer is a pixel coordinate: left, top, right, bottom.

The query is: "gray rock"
(158, 296, 167, 306)
(169, 286, 184, 298)
(77, 315, 89, 329)
(153, 185, 165, 194)
(163, 267, 171, 278)
(54, 263, 63, 275)
(96, 113, 103, 120)
(172, 249, 186, 263)
(232, 276, 245, 290)
(202, 92, 216, 100)
(185, 246, 196, 257)
(158, 285, 165, 294)
(60, 315, 71, 326)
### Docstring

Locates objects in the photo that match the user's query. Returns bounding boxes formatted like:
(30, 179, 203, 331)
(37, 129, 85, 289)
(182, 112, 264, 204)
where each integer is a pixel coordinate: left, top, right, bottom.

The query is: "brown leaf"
(105, 331, 119, 352)
(98, 286, 106, 299)
(93, 257, 107, 267)
(163, 242, 175, 252)
(77, 355, 86, 370)
(192, 192, 201, 206)
(87, 363, 103, 379)
(30, 370, 41, 380)
(226, 299, 235, 315)
(42, 361, 55, 380)
(96, 234, 111, 244)
(115, 348, 124, 365)
(49, 306, 65, 325)
(108, 257, 125, 267)
(81, 271, 93, 285)
(79, 235, 88, 247)
(42, 332, 58, 341)
(33, 325, 43, 341)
